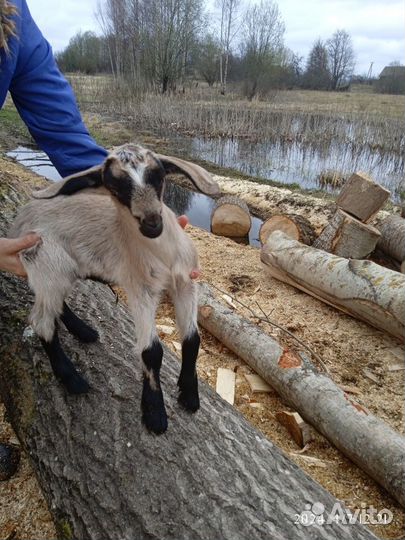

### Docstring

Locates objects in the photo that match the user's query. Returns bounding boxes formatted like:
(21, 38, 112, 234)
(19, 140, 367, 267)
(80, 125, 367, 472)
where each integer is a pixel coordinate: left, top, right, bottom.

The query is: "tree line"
(56, 0, 384, 98)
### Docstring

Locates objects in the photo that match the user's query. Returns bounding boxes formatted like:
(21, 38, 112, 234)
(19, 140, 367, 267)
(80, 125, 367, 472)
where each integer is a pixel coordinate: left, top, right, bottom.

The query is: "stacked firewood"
(313, 172, 389, 258)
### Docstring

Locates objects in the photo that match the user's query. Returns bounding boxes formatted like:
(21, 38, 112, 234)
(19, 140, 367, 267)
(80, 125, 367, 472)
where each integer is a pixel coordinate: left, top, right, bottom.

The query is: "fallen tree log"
(211, 195, 251, 237)
(259, 214, 315, 246)
(0, 165, 378, 540)
(313, 209, 381, 258)
(197, 283, 405, 508)
(376, 214, 405, 263)
(262, 231, 405, 341)
(336, 172, 390, 223)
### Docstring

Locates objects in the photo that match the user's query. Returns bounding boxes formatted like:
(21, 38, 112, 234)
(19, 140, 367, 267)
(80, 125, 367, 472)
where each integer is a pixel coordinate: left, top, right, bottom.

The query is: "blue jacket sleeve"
(7, 0, 108, 177)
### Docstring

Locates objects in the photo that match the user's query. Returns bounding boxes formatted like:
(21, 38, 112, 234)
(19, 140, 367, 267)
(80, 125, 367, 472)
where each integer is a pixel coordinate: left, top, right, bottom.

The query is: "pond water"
(170, 134, 404, 201)
(6, 146, 263, 247)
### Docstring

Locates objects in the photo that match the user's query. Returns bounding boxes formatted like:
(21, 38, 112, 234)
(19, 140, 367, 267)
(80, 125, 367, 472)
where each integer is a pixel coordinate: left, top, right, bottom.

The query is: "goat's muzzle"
(140, 214, 163, 238)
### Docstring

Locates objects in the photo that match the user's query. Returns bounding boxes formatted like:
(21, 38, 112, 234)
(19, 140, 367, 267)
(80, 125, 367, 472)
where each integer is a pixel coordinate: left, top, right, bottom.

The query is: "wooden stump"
(211, 195, 251, 237)
(259, 214, 315, 246)
(313, 209, 381, 258)
(377, 214, 405, 263)
(337, 172, 390, 222)
(261, 231, 405, 341)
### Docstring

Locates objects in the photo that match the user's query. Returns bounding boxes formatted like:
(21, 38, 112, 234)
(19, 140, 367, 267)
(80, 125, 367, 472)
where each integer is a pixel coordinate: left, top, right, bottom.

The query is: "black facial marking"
(60, 302, 99, 343)
(103, 167, 134, 209)
(41, 328, 90, 394)
(178, 330, 200, 412)
(144, 166, 165, 198)
(141, 339, 168, 434)
(54, 171, 102, 197)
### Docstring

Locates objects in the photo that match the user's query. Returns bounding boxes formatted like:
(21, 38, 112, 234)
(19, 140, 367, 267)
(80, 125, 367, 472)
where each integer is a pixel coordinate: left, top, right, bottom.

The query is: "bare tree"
(217, 0, 240, 95)
(196, 34, 221, 86)
(303, 39, 330, 90)
(240, 0, 285, 100)
(326, 29, 355, 90)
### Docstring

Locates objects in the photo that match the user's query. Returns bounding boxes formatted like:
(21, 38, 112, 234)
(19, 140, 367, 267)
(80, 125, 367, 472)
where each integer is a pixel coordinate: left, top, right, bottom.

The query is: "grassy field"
(67, 75, 405, 158)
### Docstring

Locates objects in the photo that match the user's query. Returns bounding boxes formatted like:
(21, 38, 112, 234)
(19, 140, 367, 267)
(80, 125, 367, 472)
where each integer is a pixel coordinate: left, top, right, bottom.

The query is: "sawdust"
(0, 156, 404, 539)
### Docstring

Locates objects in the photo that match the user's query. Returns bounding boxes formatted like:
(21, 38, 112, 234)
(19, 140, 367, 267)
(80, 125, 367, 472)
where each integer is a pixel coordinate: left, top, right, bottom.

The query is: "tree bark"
(313, 209, 381, 258)
(0, 168, 379, 540)
(259, 214, 315, 246)
(336, 172, 390, 223)
(197, 283, 405, 508)
(211, 195, 251, 237)
(376, 214, 405, 263)
(261, 231, 405, 341)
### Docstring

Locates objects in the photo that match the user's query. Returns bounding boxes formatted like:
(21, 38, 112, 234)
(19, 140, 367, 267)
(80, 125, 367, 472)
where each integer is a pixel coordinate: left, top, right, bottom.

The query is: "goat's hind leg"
(170, 279, 200, 413)
(61, 302, 99, 343)
(22, 242, 90, 394)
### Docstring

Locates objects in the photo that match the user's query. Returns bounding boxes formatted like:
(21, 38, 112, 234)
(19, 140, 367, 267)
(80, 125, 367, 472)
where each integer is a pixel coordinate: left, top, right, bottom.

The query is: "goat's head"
(32, 144, 220, 239)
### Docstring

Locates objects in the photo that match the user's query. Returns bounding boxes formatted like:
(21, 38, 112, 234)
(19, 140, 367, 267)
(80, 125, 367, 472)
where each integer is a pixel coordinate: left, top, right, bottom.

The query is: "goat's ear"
(156, 154, 220, 196)
(32, 165, 103, 199)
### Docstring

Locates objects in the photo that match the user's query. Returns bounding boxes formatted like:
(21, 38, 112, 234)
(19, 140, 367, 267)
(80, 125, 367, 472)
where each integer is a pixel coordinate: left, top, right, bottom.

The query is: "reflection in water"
(171, 135, 404, 201)
(6, 146, 263, 247)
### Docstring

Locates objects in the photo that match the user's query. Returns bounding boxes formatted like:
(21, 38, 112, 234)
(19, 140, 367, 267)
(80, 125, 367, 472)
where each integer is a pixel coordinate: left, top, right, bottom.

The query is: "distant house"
(379, 65, 405, 78)
(376, 65, 405, 94)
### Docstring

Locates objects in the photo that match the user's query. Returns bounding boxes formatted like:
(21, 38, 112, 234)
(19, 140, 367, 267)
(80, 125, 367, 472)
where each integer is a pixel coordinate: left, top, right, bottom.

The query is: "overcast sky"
(28, 0, 404, 76)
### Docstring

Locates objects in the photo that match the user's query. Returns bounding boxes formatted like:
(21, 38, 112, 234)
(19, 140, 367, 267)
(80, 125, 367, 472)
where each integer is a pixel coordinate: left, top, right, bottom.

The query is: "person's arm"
(0, 233, 40, 276)
(8, 0, 108, 177)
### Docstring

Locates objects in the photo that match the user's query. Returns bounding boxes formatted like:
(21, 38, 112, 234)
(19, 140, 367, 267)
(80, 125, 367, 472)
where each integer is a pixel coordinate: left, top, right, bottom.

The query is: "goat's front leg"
(170, 279, 200, 413)
(129, 289, 167, 434)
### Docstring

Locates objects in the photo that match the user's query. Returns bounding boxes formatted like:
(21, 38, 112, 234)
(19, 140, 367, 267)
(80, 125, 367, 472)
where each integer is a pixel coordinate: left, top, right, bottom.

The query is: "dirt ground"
(0, 157, 404, 540)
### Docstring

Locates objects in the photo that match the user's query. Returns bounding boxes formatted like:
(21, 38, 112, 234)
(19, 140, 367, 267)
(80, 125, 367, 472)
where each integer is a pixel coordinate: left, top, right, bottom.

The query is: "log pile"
(314, 172, 389, 258)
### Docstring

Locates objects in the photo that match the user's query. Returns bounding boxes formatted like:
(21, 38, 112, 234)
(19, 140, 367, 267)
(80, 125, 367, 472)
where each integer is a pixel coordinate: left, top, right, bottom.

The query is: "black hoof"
(141, 383, 168, 434)
(142, 406, 168, 435)
(178, 379, 200, 413)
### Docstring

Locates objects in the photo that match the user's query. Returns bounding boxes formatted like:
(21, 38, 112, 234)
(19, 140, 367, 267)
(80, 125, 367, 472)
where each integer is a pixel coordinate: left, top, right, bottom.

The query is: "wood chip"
(387, 362, 405, 372)
(245, 374, 273, 393)
(216, 368, 236, 405)
(156, 324, 175, 336)
(171, 341, 182, 353)
(339, 384, 361, 395)
(276, 411, 314, 447)
(362, 368, 381, 385)
(221, 294, 237, 308)
(290, 454, 327, 468)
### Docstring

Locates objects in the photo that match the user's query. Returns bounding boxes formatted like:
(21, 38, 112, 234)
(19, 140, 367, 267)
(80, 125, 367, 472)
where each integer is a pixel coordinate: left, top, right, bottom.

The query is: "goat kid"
(8, 144, 220, 434)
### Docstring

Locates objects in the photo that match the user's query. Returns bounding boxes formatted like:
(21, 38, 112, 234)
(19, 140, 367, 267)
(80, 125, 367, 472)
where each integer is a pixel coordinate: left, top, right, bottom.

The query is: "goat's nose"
(140, 214, 163, 238)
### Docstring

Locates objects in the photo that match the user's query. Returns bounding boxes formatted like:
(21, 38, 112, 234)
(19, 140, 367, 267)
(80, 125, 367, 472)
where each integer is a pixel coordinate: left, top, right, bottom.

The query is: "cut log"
(0, 167, 378, 540)
(197, 282, 405, 507)
(377, 214, 405, 263)
(211, 195, 251, 237)
(259, 214, 315, 246)
(261, 231, 405, 341)
(336, 172, 390, 222)
(275, 411, 314, 448)
(313, 209, 381, 258)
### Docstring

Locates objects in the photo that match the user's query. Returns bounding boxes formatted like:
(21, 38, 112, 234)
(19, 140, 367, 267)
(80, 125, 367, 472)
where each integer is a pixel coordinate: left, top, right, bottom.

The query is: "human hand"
(177, 215, 201, 280)
(0, 234, 41, 277)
